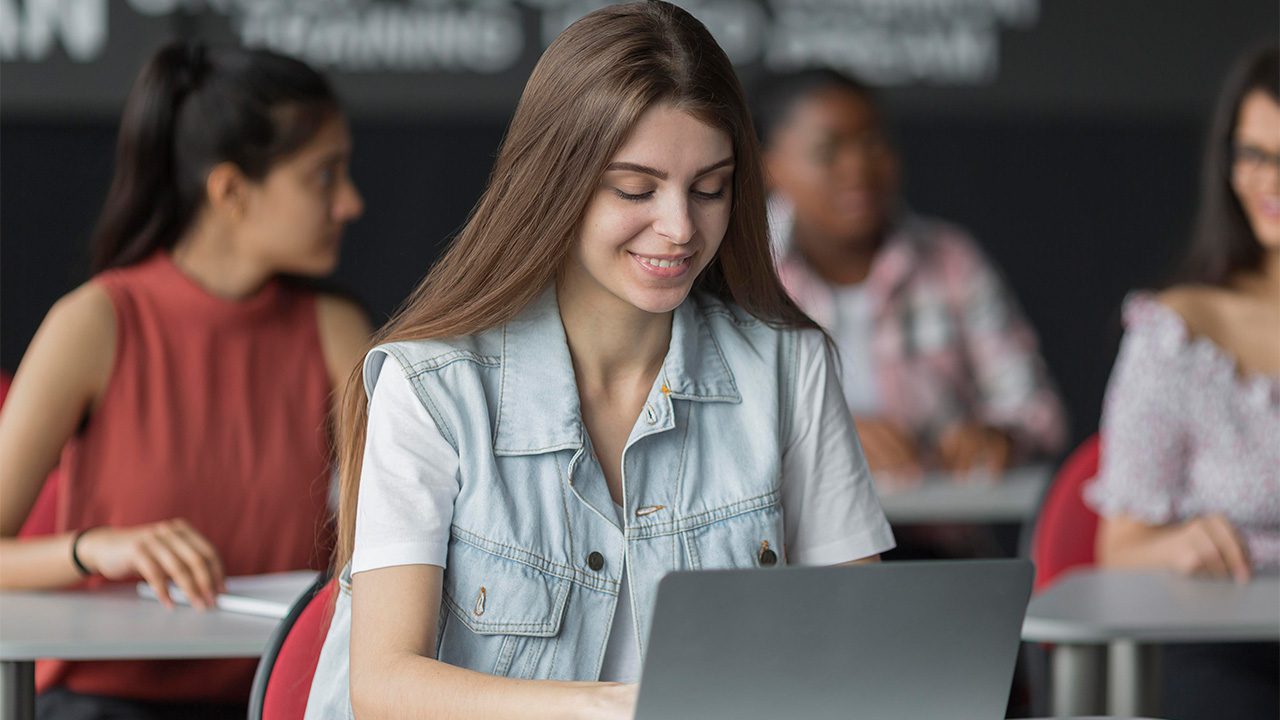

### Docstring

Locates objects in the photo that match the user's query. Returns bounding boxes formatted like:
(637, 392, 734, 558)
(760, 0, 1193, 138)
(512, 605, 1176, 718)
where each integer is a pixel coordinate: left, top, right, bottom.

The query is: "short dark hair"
(1177, 44, 1279, 287)
(91, 41, 340, 273)
(754, 68, 880, 148)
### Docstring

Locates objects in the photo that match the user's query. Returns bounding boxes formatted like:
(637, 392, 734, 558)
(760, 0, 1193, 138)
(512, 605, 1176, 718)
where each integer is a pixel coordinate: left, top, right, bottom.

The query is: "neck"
(791, 221, 882, 285)
(557, 284, 671, 396)
(170, 223, 272, 300)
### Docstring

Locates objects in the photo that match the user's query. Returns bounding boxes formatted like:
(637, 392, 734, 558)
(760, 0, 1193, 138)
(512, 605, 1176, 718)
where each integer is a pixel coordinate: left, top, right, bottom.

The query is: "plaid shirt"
(774, 209, 1067, 463)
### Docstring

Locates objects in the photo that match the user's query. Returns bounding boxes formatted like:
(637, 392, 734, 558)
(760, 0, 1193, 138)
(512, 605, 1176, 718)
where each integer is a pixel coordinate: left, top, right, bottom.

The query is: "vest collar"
(493, 286, 740, 455)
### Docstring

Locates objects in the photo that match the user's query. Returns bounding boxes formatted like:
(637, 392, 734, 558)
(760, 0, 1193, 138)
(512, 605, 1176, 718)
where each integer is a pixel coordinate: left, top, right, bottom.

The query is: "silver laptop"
(634, 559, 1033, 720)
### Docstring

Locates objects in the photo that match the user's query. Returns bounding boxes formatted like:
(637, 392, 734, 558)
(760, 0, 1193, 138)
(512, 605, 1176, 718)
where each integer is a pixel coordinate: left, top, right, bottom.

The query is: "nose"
(334, 176, 364, 223)
(652, 193, 696, 245)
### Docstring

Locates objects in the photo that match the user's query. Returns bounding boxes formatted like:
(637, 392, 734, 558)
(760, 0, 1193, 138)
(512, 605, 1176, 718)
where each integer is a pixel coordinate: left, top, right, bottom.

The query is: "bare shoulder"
(315, 294, 373, 388)
(16, 282, 117, 407)
(39, 282, 116, 355)
(1154, 285, 1228, 339)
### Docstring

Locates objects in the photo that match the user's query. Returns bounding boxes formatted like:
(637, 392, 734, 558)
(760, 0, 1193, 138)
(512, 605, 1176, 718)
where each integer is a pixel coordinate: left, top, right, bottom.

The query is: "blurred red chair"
(1030, 433, 1102, 592)
(249, 573, 336, 720)
(1, 371, 61, 537)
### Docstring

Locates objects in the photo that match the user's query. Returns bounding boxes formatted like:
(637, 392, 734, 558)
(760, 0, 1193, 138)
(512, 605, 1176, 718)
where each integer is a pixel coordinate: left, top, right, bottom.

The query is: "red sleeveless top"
(37, 252, 334, 701)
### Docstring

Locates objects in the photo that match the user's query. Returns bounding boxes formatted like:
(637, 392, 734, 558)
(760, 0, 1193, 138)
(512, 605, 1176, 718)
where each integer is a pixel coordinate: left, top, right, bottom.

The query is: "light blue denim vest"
(306, 287, 811, 716)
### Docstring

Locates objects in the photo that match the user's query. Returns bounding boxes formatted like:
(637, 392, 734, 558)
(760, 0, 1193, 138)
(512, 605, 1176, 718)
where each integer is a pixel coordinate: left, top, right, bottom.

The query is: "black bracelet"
(71, 527, 95, 577)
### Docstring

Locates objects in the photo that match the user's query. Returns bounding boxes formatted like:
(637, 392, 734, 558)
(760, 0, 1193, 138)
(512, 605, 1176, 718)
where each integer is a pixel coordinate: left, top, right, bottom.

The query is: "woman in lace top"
(1089, 46, 1280, 582)
(1086, 45, 1279, 720)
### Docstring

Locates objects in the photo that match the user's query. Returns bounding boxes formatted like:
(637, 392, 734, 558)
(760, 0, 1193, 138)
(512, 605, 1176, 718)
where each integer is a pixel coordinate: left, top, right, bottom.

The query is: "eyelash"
(612, 188, 726, 203)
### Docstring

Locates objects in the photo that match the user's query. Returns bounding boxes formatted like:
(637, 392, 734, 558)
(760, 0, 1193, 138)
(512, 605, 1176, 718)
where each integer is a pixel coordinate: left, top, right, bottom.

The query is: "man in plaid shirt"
(761, 70, 1066, 481)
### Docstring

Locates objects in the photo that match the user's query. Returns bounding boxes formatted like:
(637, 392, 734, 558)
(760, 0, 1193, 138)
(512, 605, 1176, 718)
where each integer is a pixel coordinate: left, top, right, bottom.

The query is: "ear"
(204, 162, 251, 219)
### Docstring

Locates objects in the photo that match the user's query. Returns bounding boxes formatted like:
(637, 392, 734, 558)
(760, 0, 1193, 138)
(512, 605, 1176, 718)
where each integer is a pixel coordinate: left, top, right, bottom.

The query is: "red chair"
(1, 371, 61, 538)
(249, 572, 337, 720)
(1030, 433, 1102, 592)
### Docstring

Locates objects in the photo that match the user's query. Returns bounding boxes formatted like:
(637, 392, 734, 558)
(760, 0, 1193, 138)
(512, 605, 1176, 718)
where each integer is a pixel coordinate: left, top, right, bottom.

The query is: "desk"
(876, 464, 1050, 524)
(0, 588, 281, 720)
(1022, 569, 1280, 717)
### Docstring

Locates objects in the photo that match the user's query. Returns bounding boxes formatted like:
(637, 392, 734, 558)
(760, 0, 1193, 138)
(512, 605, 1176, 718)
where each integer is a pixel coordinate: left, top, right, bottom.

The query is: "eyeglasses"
(1233, 143, 1280, 175)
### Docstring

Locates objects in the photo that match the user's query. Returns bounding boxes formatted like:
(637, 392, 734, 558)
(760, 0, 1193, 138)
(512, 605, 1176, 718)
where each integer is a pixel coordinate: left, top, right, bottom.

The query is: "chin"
(624, 286, 693, 315)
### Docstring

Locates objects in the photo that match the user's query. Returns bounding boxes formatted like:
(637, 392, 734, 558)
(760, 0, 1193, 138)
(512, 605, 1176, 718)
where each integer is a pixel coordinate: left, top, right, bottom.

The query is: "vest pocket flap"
(442, 539, 570, 638)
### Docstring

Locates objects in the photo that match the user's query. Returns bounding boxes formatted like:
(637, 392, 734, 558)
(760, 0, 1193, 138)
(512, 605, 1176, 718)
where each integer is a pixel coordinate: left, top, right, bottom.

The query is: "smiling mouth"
(633, 254, 692, 269)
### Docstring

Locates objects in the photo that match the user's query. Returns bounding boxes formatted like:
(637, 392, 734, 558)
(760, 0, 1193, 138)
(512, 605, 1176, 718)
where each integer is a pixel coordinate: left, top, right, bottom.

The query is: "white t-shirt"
(352, 330, 894, 682)
(831, 282, 882, 416)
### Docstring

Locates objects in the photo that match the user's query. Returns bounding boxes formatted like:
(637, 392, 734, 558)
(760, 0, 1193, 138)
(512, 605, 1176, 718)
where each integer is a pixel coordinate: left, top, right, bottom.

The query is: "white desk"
(876, 464, 1051, 524)
(0, 587, 282, 720)
(1022, 569, 1280, 717)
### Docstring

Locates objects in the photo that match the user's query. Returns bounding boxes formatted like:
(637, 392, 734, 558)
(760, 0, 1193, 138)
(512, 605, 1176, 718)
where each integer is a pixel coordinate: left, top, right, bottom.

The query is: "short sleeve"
(351, 356, 460, 575)
(781, 330, 896, 565)
(1083, 295, 1189, 523)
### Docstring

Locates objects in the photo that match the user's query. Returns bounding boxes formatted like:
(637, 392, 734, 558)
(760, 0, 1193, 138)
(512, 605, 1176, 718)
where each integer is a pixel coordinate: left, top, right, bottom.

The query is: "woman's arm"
(316, 293, 373, 404)
(350, 564, 636, 720)
(1097, 513, 1251, 583)
(0, 284, 115, 587)
(0, 284, 226, 605)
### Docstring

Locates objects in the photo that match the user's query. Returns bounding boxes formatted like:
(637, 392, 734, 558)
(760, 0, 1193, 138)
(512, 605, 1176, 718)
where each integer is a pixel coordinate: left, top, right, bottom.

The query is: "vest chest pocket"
(438, 538, 571, 679)
(681, 499, 786, 571)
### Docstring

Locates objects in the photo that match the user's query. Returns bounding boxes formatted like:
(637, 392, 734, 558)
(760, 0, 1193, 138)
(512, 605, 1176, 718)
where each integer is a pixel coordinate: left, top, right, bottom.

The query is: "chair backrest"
(1, 371, 61, 538)
(1030, 434, 1102, 593)
(249, 573, 336, 720)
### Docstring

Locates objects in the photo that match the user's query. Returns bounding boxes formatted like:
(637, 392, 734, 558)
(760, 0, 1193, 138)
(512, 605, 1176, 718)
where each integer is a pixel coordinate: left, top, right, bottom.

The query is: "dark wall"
(1, 113, 1197, 447)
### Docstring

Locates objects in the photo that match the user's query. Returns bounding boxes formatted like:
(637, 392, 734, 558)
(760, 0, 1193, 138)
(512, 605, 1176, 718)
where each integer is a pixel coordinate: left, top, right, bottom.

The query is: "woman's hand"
(1157, 514, 1253, 583)
(77, 519, 226, 609)
(1098, 513, 1253, 584)
(575, 682, 638, 720)
(853, 417, 921, 485)
(936, 422, 1012, 477)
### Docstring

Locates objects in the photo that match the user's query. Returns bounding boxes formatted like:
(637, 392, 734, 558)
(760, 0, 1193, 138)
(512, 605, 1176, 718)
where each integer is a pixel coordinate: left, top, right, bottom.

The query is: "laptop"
(634, 559, 1033, 720)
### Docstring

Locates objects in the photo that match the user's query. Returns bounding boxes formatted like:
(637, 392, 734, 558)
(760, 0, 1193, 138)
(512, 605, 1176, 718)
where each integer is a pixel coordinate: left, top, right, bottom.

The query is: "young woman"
(757, 70, 1066, 481)
(306, 3, 893, 719)
(0, 42, 368, 718)
(1087, 46, 1279, 720)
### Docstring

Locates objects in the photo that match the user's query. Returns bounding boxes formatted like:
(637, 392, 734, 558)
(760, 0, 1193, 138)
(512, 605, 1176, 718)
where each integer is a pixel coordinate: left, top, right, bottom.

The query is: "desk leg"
(1107, 641, 1161, 717)
(0, 660, 35, 720)
(1051, 644, 1104, 716)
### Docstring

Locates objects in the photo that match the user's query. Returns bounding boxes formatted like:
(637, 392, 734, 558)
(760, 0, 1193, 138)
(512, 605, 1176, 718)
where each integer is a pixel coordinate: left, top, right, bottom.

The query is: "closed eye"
(613, 189, 654, 202)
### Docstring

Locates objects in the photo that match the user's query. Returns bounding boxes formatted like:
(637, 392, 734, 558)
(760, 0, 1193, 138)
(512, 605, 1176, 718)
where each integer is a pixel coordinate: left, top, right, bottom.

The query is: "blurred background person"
(757, 70, 1067, 482)
(0, 42, 369, 719)
(1087, 45, 1278, 720)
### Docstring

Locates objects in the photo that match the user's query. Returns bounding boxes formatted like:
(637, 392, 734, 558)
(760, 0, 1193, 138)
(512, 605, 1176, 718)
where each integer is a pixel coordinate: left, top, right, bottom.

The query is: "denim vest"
(306, 288, 809, 716)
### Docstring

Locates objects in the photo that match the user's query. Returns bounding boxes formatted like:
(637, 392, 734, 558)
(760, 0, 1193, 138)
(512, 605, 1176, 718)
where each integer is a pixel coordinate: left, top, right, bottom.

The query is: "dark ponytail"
(90, 41, 339, 273)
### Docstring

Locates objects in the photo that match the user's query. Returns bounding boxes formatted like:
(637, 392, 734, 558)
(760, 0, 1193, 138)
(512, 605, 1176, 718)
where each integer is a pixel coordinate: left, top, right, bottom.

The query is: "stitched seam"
(627, 490, 782, 539)
(398, 349, 501, 374)
(453, 526, 619, 593)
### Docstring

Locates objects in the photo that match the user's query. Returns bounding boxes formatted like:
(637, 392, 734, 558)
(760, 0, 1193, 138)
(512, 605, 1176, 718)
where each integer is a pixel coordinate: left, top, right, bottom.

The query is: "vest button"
(644, 404, 657, 424)
(758, 547, 778, 567)
(587, 551, 605, 571)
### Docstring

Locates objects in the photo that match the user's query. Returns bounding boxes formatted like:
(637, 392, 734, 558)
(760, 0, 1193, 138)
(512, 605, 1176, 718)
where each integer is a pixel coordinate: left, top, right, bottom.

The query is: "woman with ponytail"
(0, 41, 368, 718)
(306, 4, 893, 719)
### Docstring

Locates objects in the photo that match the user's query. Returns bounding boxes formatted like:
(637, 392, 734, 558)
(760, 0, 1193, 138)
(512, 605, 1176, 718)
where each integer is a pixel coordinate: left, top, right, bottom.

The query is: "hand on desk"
(937, 422, 1012, 478)
(1099, 512, 1253, 584)
(853, 418, 921, 484)
(77, 518, 226, 609)
(854, 418, 1013, 485)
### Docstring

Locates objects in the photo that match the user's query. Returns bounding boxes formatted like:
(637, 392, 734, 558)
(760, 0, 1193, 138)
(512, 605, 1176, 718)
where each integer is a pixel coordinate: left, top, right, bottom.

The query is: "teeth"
(638, 255, 686, 268)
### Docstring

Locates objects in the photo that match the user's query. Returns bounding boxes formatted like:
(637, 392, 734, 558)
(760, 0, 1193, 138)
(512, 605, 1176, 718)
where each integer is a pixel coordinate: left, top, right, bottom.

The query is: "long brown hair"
(334, 1, 816, 573)
(1177, 44, 1278, 287)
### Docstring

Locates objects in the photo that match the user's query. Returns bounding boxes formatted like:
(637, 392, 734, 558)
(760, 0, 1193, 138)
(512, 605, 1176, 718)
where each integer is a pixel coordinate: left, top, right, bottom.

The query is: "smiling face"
(1231, 89, 1280, 251)
(561, 102, 734, 317)
(238, 112, 364, 277)
(765, 86, 899, 250)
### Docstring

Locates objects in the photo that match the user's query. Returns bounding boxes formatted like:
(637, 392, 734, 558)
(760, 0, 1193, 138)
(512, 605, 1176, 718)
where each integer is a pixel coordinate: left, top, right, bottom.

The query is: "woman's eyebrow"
(605, 157, 734, 180)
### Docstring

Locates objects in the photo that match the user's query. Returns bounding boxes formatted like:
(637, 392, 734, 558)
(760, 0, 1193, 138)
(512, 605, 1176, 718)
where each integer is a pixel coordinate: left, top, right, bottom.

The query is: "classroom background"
(3, 0, 1276, 451)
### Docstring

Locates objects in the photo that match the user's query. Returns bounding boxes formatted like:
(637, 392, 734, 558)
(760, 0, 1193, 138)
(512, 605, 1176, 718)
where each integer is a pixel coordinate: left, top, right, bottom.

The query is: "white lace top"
(1085, 293, 1280, 570)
